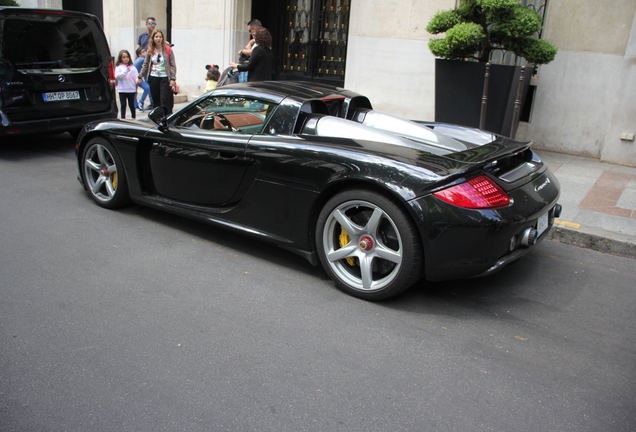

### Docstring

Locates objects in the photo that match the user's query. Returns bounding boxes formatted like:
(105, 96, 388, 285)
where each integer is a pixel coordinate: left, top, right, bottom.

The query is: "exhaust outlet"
(520, 228, 538, 247)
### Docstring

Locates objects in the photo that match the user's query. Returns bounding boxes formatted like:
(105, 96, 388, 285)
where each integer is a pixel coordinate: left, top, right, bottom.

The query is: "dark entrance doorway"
(252, 0, 350, 86)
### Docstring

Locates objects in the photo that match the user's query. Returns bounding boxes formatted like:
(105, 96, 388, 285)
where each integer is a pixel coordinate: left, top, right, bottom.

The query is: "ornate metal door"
(279, 0, 350, 85)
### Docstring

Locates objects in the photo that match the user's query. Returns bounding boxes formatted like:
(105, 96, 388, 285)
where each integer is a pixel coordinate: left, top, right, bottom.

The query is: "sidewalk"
(536, 150, 636, 259)
(134, 98, 636, 260)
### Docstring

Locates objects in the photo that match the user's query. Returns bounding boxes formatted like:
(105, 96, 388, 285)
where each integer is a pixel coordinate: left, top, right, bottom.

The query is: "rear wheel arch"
(308, 180, 420, 252)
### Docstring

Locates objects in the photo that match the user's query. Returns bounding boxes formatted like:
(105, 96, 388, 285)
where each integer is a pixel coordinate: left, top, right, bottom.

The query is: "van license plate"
(536, 212, 549, 236)
(43, 91, 80, 102)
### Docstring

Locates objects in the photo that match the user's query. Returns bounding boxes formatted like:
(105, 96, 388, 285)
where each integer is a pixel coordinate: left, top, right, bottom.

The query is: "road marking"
(554, 219, 581, 229)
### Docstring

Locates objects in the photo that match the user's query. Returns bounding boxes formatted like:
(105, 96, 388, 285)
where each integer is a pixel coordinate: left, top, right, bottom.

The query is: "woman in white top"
(137, 29, 177, 114)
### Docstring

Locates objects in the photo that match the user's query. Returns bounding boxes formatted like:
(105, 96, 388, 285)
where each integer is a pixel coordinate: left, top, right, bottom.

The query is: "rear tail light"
(433, 175, 511, 209)
(108, 59, 116, 85)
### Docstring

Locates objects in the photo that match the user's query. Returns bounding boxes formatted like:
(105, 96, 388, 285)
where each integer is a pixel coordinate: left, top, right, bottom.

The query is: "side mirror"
(148, 106, 169, 132)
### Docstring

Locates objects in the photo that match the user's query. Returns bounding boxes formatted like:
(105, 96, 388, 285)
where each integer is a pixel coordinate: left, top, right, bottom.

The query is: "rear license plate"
(43, 91, 80, 102)
(536, 211, 549, 236)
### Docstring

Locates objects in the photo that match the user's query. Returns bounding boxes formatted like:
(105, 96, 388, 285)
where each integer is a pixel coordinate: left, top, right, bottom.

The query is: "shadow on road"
(0, 132, 76, 161)
(119, 202, 330, 281)
(115, 197, 571, 316)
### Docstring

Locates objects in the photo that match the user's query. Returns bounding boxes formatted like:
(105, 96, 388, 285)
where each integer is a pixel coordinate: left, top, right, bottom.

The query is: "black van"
(0, 8, 117, 136)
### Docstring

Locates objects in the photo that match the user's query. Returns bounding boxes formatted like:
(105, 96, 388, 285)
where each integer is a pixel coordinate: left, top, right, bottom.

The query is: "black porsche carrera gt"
(76, 81, 560, 300)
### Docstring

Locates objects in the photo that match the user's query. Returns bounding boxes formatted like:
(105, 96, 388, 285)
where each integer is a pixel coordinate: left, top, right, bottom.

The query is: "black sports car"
(76, 81, 561, 300)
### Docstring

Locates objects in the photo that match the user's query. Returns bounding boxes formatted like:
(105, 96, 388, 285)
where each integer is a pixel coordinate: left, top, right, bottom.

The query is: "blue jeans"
(134, 79, 152, 109)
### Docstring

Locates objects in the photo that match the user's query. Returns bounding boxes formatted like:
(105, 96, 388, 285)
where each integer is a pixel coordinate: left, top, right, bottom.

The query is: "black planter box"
(434, 59, 534, 137)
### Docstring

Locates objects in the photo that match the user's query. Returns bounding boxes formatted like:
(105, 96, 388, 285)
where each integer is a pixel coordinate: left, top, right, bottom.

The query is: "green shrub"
(427, 0, 557, 64)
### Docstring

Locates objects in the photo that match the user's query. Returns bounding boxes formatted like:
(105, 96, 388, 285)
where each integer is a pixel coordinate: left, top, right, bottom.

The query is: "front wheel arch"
(80, 136, 131, 209)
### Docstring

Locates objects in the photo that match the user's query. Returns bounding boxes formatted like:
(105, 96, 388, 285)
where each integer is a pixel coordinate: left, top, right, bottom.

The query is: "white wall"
(527, 51, 624, 158)
(103, 0, 137, 62)
(528, 0, 636, 166)
(345, 35, 436, 121)
(171, 0, 251, 98)
(602, 19, 636, 165)
(344, 0, 454, 121)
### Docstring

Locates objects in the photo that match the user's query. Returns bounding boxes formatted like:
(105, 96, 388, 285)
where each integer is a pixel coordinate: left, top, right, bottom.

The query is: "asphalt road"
(1, 133, 635, 432)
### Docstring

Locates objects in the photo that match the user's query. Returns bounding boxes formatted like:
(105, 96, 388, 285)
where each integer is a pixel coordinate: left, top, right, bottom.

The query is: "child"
(115, 49, 138, 119)
(133, 47, 152, 112)
(204, 64, 220, 93)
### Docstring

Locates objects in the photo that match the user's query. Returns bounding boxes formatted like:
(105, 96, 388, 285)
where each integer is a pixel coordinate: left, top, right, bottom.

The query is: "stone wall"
(527, 0, 636, 166)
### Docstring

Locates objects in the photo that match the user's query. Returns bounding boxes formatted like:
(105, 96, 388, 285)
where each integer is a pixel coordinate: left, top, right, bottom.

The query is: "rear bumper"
(409, 169, 561, 281)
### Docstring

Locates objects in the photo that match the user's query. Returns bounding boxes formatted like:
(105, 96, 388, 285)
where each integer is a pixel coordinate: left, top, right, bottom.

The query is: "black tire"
(81, 137, 131, 209)
(316, 188, 423, 300)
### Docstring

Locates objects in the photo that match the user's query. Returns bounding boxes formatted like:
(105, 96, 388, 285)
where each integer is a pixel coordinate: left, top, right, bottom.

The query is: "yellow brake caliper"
(339, 227, 356, 266)
(111, 172, 118, 190)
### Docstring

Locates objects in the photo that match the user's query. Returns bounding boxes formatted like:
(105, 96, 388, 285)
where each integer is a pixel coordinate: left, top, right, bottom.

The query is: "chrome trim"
(0, 111, 10, 127)
(116, 135, 139, 142)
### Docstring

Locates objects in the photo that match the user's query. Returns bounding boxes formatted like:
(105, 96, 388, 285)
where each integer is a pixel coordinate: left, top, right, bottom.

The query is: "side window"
(173, 96, 277, 134)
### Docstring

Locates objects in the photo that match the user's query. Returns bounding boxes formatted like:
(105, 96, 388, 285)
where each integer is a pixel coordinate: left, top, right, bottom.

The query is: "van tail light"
(433, 175, 511, 209)
(108, 59, 116, 85)
(33, 10, 67, 15)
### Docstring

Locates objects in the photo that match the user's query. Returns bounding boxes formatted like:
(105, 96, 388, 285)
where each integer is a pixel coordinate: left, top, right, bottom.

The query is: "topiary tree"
(0, 0, 21, 6)
(427, 0, 557, 64)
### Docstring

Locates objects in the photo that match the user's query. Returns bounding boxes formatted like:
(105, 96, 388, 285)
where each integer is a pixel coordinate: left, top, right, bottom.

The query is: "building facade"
(20, 0, 636, 166)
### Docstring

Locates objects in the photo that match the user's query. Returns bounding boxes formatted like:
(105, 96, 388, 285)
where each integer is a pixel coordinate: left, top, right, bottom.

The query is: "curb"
(546, 221, 636, 259)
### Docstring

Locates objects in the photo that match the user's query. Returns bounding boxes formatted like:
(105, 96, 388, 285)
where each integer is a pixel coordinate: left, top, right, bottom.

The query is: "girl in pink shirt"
(115, 50, 138, 119)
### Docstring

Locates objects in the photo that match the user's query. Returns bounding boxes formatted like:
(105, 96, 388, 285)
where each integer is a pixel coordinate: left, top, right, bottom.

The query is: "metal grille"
(281, 0, 350, 84)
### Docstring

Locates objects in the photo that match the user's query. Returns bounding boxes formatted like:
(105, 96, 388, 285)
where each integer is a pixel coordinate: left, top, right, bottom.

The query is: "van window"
(2, 14, 107, 69)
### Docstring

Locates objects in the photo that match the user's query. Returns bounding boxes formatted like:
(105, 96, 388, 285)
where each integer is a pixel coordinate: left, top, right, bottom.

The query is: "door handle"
(218, 152, 237, 160)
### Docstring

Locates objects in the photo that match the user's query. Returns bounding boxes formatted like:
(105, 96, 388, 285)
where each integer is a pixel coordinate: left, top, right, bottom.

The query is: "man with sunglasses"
(137, 17, 157, 51)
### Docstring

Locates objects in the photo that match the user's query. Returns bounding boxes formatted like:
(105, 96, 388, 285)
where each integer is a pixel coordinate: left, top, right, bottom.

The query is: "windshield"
(173, 95, 278, 134)
(2, 14, 107, 69)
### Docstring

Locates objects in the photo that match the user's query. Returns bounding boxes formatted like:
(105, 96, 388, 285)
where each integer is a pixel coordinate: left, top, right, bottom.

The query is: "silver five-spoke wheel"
(316, 188, 423, 300)
(81, 137, 130, 209)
